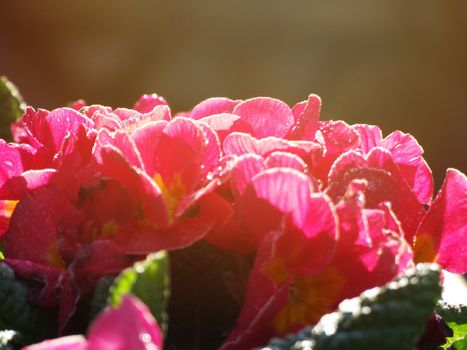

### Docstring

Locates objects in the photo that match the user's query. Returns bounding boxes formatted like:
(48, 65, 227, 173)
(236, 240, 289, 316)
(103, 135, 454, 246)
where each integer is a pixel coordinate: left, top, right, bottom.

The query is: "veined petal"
(353, 124, 382, 153)
(189, 97, 240, 120)
(413, 168, 467, 273)
(233, 97, 294, 138)
(199, 113, 253, 142)
(287, 94, 321, 140)
(45, 108, 94, 153)
(231, 154, 265, 197)
(264, 151, 307, 172)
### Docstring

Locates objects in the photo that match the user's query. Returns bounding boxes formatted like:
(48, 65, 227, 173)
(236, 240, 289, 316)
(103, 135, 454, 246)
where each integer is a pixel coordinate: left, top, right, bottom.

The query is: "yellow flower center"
(265, 262, 344, 335)
(413, 233, 438, 263)
(153, 173, 186, 221)
(0, 200, 18, 219)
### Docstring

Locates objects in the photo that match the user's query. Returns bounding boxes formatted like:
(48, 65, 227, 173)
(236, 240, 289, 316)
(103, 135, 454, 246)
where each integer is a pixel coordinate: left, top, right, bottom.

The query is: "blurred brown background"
(0, 1, 466, 187)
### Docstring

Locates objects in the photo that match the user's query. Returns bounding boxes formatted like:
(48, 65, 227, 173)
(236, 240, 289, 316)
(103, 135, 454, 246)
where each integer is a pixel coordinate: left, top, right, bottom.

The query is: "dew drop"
(206, 173, 214, 181)
(4, 160, 13, 167)
(139, 333, 152, 343)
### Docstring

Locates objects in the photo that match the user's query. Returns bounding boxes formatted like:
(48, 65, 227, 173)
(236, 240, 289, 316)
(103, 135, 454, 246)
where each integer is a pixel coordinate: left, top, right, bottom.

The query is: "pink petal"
(4, 186, 84, 267)
(94, 129, 144, 170)
(406, 158, 434, 205)
(231, 154, 265, 197)
(45, 108, 94, 153)
(327, 148, 426, 242)
(0, 140, 33, 186)
(382, 130, 423, 166)
(141, 105, 171, 123)
(150, 118, 207, 189)
(0, 169, 56, 199)
(22, 335, 87, 350)
(199, 113, 254, 142)
(189, 97, 240, 120)
(414, 168, 467, 273)
(264, 151, 307, 172)
(131, 121, 168, 176)
(232, 97, 294, 138)
(381, 131, 434, 204)
(12, 107, 49, 147)
(112, 108, 140, 122)
(366, 147, 426, 240)
(95, 146, 168, 228)
(312, 120, 360, 183)
(87, 296, 163, 350)
(196, 122, 222, 177)
(133, 93, 168, 113)
(352, 124, 382, 153)
(279, 194, 338, 276)
(71, 240, 132, 292)
(70, 100, 87, 111)
(239, 168, 312, 242)
(287, 94, 321, 140)
(223, 132, 320, 162)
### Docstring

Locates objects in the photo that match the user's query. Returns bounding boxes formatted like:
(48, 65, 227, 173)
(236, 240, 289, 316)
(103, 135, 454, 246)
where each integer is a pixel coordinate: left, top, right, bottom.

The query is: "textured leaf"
(436, 301, 467, 349)
(262, 263, 442, 350)
(0, 330, 22, 350)
(166, 241, 252, 350)
(0, 76, 25, 141)
(108, 251, 169, 333)
(88, 276, 115, 323)
(0, 262, 56, 344)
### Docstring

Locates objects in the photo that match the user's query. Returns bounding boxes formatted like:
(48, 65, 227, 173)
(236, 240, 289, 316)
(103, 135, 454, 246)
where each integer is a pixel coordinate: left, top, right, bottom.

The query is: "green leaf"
(0, 251, 3, 260)
(262, 263, 442, 350)
(0, 330, 22, 350)
(0, 76, 26, 141)
(88, 276, 115, 323)
(436, 301, 467, 349)
(0, 262, 56, 344)
(108, 251, 169, 333)
(165, 241, 252, 350)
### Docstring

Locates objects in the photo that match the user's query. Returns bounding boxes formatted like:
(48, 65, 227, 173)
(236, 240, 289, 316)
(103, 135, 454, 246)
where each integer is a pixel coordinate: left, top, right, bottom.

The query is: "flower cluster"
(0, 92, 465, 349)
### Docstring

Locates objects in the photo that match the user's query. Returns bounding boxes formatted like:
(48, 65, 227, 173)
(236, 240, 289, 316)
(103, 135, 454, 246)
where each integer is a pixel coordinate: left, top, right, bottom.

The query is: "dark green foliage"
(0, 77, 25, 141)
(0, 330, 22, 350)
(88, 276, 115, 323)
(107, 251, 170, 333)
(0, 263, 56, 345)
(436, 301, 467, 349)
(262, 263, 442, 350)
(166, 241, 253, 350)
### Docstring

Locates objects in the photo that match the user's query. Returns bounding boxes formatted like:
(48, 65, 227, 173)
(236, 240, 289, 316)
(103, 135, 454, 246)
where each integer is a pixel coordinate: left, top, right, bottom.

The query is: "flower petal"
(133, 93, 168, 114)
(413, 168, 467, 273)
(287, 94, 321, 140)
(87, 296, 163, 350)
(233, 97, 294, 138)
(22, 335, 87, 350)
(189, 97, 240, 120)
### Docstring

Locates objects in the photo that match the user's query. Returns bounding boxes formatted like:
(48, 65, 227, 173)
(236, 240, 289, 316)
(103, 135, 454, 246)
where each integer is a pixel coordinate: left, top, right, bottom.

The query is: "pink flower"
(1, 97, 230, 329)
(219, 175, 411, 349)
(22, 296, 163, 350)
